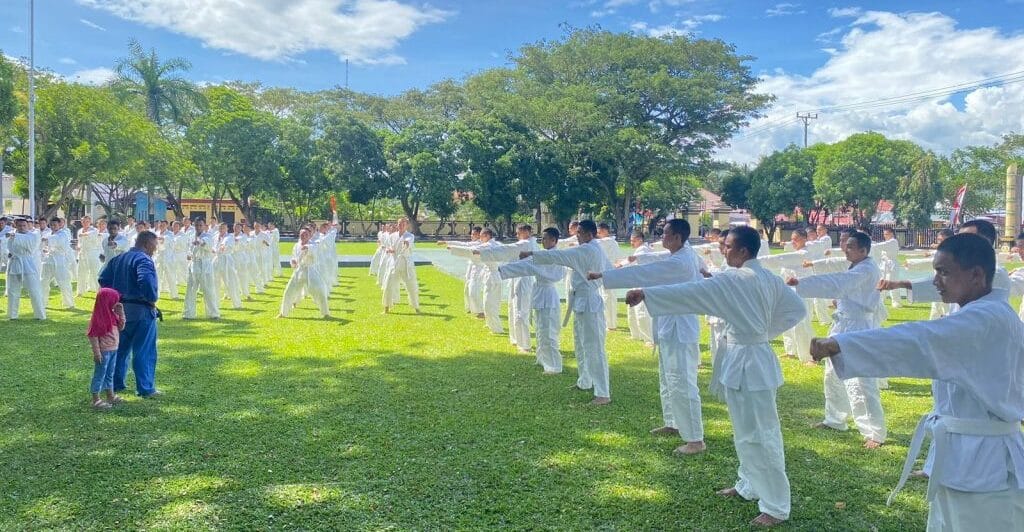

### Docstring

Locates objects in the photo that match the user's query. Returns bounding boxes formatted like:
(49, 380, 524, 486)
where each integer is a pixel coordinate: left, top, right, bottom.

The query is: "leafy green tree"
(718, 169, 750, 210)
(746, 145, 816, 242)
(187, 87, 281, 222)
(894, 151, 943, 229)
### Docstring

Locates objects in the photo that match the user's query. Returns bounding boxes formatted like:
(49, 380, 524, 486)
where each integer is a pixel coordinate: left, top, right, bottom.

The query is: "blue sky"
(2, 1, 1023, 161)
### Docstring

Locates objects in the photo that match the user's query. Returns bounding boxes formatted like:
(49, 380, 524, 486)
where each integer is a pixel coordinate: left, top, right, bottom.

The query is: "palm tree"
(112, 39, 206, 219)
(113, 38, 205, 126)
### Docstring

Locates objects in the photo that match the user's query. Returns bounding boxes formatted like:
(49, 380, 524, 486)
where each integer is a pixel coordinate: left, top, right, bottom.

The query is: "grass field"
(1, 244, 1000, 530)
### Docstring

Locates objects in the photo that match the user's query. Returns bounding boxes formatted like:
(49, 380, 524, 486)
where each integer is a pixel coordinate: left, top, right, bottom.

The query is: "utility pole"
(796, 112, 818, 148)
(28, 0, 36, 217)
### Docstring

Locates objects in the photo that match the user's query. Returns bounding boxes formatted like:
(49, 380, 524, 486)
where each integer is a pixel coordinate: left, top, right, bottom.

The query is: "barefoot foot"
(673, 441, 707, 455)
(650, 426, 679, 437)
(751, 513, 785, 527)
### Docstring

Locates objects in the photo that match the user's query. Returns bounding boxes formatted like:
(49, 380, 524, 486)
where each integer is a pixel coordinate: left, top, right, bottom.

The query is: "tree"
(503, 29, 771, 228)
(894, 151, 943, 229)
(112, 39, 206, 217)
(746, 145, 816, 242)
(811, 132, 921, 224)
(0, 53, 19, 192)
(718, 169, 750, 210)
(187, 87, 281, 223)
(941, 134, 1024, 219)
(381, 121, 464, 235)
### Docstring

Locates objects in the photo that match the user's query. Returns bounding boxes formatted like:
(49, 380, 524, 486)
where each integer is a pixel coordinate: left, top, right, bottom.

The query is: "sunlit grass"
(0, 244, 967, 529)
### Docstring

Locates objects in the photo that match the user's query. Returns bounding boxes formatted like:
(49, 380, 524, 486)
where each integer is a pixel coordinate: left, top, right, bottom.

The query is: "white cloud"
(58, 57, 78, 65)
(589, 0, 695, 17)
(719, 11, 1024, 164)
(79, 18, 107, 31)
(631, 13, 723, 36)
(10, 26, 24, 33)
(766, 3, 805, 17)
(76, 0, 450, 65)
(69, 67, 116, 85)
(829, 6, 863, 18)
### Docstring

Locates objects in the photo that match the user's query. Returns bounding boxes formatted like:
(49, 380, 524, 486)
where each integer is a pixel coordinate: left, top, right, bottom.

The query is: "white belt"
(889, 414, 1021, 506)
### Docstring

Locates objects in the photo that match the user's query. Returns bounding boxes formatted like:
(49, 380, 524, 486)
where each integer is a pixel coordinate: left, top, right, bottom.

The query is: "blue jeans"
(113, 318, 159, 396)
(90, 350, 117, 394)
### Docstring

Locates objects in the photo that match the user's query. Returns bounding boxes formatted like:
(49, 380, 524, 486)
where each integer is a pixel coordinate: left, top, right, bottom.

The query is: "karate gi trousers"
(77, 251, 101, 295)
(782, 300, 813, 362)
(822, 358, 887, 442)
(600, 286, 617, 329)
(627, 302, 654, 344)
(467, 272, 483, 314)
(659, 340, 703, 442)
(928, 483, 1024, 531)
(41, 256, 76, 308)
(813, 297, 833, 325)
(281, 265, 331, 317)
(535, 307, 561, 373)
(114, 315, 158, 396)
(481, 274, 503, 333)
(725, 386, 790, 521)
(6, 273, 47, 319)
(572, 310, 610, 399)
(383, 259, 419, 311)
(183, 259, 219, 319)
(158, 253, 183, 299)
(508, 277, 533, 350)
(215, 257, 242, 309)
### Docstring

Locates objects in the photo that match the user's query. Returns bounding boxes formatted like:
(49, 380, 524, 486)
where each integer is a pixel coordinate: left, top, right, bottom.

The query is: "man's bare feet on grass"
(751, 513, 785, 527)
(673, 441, 707, 455)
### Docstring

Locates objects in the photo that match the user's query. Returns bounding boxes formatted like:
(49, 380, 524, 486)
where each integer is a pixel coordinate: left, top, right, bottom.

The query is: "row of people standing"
(278, 213, 339, 319)
(369, 218, 420, 314)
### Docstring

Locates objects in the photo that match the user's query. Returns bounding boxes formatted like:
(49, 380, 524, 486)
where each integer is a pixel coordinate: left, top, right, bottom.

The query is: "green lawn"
(2, 245, 987, 530)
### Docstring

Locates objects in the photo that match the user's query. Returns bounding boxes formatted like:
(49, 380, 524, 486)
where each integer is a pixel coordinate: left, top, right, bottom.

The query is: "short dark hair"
(135, 230, 158, 249)
(542, 227, 560, 240)
(938, 233, 995, 285)
(108, 220, 121, 229)
(471, 226, 482, 233)
(568, 221, 579, 227)
(597, 222, 611, 232)
(793, 228, 808, 239)
(960, 219, 997, 245)
(518, 224, 533, 234)
(665, 219, 691, 242)
(481, 228, 495, 238)
(50, 217, 62, 223)
(849, 231, 872, 253)
(731, 226, 761, 257)
(839, 228, 855, 237)
(630, 231, 645, 240)
(719, 229, 729, 240)
(938, 228, 955, 239)
(578, 220, 597, 235)
(709, 228, 722, 237)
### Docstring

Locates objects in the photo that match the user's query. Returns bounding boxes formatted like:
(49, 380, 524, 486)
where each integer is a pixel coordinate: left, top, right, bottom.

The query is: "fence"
(777, 221, 949, 249)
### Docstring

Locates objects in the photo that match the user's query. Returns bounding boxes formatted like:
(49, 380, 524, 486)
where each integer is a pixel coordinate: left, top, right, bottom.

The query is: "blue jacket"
(98, 248, 159, 321)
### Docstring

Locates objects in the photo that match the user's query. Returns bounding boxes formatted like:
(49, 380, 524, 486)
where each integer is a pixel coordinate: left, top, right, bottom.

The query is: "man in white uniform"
(267, 222, 281, 277)
(76, 216, 102, 296)
(904, 228, 955, 320)
(521, 220, 614, 406)
(787, 231, 887, 448)
(875, 228, 903, 307)
(40, 217, 76, 309)
(451, 228, 502, 331)
(477, 225, 538, 350)
(498, 227, 566, 374)
(5, 217, 47, 319)
(214, 223, 243, 309)
(591, 219, 706, 455)
(758, 228, 818, 364)
(811, 233, 1024, 531)
(624, 231, 655, 345)
(811, 224, 834, 325)
(595, 223, 621, 330)
(182, 219, 220, 320)
(279, 228, 331, 318)
(382, 218, 420, 314)
(626, 226, 806, 527)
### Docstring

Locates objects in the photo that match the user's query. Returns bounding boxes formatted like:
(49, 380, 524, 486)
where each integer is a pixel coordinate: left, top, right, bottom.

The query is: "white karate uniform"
(76, 227, 102, 295)
(214, 233, 243, 309)
(873, 238, 903, 307)
(100, 232, 129, 265)
(280, 240, 331, 317)
(270, 227, 282, 277)
(602, 245, 704, 442)
(457, 240, 502, 332)
(6, 231, 47, 319)
(378, 231, 397, 290)
(831, 289, 1024, 531)
(642, 258, 806, 521)
(369, 230, 385, 277)
(906, 256, 952, 319)
(499, 258, 565, 373)
(596, 236, 621, 329)
(183, 230, 220, 319)
(257, 230, 273, 285)
(759, 249, 815, 362)
(156, 231, 181, 299)
(233, 232, 252, 298)
(810, 236, 834, 324)
(794, 257, 887, 443)
(479, 239, 538, 349)
(626, 244, 656, 344)
(533, 241, 614, 399)
(40, 227, 76, 308)
(382, 231, 419, 311)
(759, 238, 771, 257)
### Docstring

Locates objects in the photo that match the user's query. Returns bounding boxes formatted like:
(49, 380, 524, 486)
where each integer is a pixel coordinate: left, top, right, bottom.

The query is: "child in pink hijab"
(87, 287, 126, 409)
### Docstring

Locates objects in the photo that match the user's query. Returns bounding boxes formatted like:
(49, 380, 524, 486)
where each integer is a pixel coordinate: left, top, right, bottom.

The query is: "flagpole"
(27, 0, 36, 218)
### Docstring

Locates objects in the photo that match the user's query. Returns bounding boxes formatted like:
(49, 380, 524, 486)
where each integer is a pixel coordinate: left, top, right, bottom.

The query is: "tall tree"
(746, 145, 816, 242)
(894, 151, 943, 229)
(112, 39, 206, 217)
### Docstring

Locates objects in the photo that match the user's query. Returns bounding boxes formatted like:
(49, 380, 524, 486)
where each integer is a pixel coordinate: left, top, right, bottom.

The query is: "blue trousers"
(113, 318, 158, 396)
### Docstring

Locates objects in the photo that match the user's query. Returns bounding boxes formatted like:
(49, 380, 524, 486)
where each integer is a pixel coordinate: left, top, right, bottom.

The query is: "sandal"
(108, 395, 125, 405)
(91, 399, 112, 410)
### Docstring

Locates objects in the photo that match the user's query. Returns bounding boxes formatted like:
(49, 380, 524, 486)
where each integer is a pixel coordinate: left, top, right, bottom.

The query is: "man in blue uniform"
(98, 230, 161, 397)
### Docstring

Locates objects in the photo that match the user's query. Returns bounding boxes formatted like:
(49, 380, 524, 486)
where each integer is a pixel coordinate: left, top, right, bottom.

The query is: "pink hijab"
(87, 287, 121, 338)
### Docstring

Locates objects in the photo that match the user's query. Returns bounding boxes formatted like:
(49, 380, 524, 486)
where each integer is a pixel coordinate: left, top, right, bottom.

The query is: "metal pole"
(0, 150, 5, 215)
(27, 0, 36, 217)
